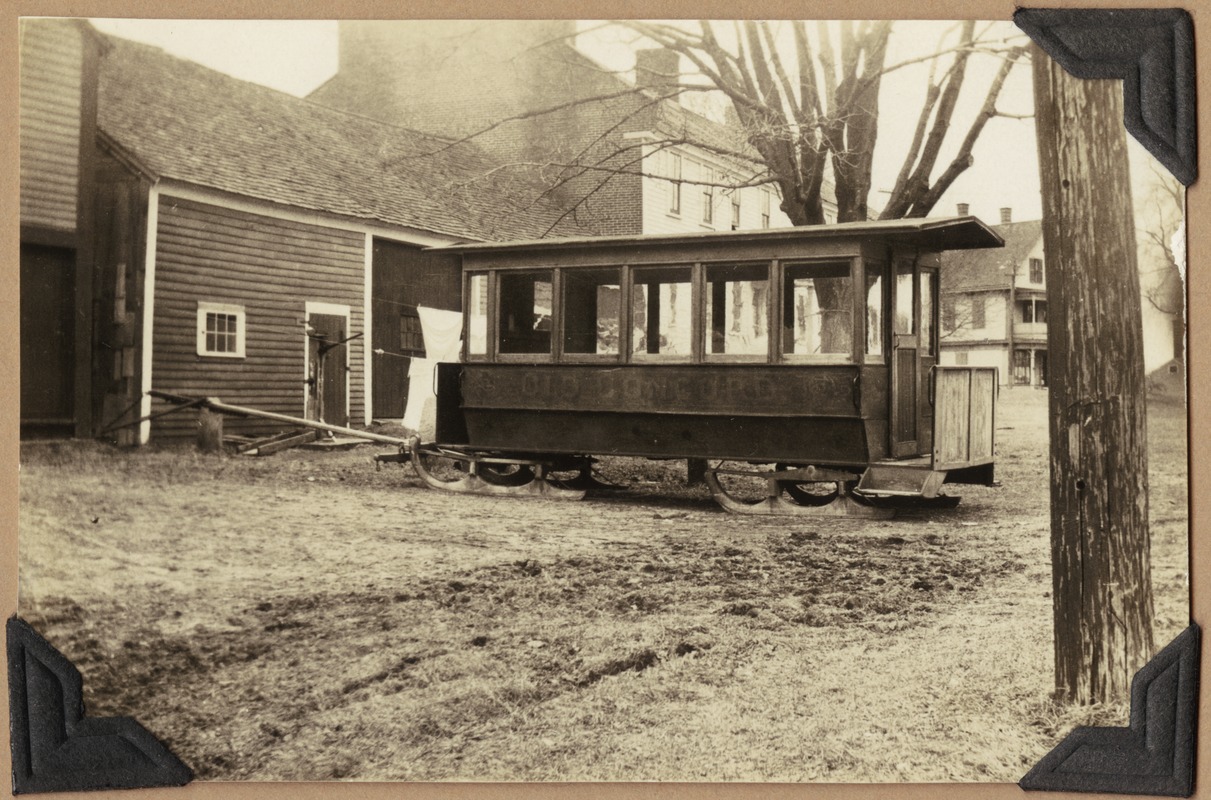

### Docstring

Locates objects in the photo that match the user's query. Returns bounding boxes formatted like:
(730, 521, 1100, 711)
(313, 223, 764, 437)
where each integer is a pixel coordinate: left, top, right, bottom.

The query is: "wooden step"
(857, 465, 946, 498)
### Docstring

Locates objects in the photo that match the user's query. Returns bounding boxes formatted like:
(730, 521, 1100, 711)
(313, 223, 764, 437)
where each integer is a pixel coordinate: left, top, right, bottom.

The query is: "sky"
(87, 18, 1058, 223)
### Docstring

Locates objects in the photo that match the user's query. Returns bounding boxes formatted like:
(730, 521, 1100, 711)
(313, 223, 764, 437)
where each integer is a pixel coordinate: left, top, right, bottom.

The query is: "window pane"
(1013, 349, 1031, 384)
(920, 271, 935, 355)
(498, 271, 552, 354)
(706, 263, 768, 356)
(563, 268, 621, 355)
(468, 274, 488, 355)
(1030, 258, 1044, 283)
(895, 262, 915, 335)
(400, 313, 424, 355)
(631, 267, 692, 356)
(782, 262, 853, 357)
(866, 268, 884, 356)
(207, 312, 234, 353)
(1036, 301, 1047, 324)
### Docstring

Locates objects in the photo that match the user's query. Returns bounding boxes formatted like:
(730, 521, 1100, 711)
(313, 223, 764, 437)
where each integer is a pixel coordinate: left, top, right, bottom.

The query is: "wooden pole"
(1032, 45, 1155, 704)
(150, 390, 412, 447)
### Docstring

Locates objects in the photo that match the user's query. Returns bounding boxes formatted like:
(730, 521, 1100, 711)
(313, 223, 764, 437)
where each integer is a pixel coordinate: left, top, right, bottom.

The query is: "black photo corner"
(8, 617, 193, 794)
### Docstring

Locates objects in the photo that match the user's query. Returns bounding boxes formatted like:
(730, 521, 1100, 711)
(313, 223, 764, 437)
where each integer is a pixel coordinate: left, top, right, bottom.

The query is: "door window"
(920, 270, 936, 356)
(865, 267, 884, 357)
(467, 273, 488, 356)
(895, 261, 915, 335)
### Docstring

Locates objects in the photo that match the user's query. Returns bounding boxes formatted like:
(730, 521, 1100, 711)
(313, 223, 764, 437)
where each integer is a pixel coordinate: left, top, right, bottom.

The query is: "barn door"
(307, 312, 348, 425)
(890, 257, 921, 457)
(21, 244, 76, 426)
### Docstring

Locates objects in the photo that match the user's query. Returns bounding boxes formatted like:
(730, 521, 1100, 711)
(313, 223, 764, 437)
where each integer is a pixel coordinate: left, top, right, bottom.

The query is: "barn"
(19, 19, 105, 439)
(20, 19, 591, 444)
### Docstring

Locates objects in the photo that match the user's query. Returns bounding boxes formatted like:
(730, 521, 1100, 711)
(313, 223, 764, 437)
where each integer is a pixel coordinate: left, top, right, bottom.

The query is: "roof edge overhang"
(147, 177, 478, 248)
(97, 128, 160, 184)
(427, 216, 1005, 256)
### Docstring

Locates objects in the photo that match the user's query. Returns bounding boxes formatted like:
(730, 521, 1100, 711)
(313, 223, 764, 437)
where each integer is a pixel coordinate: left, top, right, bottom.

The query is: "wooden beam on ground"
(149, 390, 413, 447)
(249, 429, 321, 457)
(237, 428, 311, 453)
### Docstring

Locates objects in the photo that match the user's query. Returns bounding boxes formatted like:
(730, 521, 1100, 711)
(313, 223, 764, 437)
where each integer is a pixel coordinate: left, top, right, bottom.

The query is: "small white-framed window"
(761, 189, 772, 228)
(196, 301, 245, 358)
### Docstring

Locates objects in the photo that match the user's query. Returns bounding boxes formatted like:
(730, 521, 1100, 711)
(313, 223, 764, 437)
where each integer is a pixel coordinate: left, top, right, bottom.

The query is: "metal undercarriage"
(392, 438, 964, 518)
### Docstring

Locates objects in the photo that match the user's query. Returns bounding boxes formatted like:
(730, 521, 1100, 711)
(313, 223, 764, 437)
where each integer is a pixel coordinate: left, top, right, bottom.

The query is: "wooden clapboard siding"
(150, 196, 366, 440)
(20, 19, 83, 233)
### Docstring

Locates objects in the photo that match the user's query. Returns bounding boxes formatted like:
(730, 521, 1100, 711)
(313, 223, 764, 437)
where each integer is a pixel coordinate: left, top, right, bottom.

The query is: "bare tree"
(412, 21, 1028, 230)
(1137, 164, 1185, 362)
(617, 21, 1027, 224)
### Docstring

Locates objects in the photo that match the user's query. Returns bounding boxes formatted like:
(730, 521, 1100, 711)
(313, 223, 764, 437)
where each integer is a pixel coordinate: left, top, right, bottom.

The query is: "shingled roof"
(941, 219, 1043, 293)
(97, 35, 594, 242)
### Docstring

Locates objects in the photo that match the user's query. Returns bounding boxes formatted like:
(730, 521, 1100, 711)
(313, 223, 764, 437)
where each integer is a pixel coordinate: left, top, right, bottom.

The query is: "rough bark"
(1032, 45, 1154, 704)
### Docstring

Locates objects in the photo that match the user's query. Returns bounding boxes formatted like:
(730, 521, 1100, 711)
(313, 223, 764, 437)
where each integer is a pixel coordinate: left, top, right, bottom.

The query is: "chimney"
(636, 48, 680, 95)
(957, 202, 970, 216)
(1000, 207, 1012, 224)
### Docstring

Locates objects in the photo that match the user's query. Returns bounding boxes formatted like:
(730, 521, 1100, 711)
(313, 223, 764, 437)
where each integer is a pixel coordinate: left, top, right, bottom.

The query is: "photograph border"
(3, 0, 1205, 798)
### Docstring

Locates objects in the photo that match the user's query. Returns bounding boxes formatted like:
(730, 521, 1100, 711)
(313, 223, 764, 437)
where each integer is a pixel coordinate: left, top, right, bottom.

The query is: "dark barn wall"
(91, 146, 150, 443)
(149, 196, 366, 440)
(19, 19, 103, 434)
(371, 238, 461, 419)
(20, 244, 76, 424)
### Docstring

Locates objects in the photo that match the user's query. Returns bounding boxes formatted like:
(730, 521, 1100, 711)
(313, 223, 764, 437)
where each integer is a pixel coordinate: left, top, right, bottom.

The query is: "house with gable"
(939, 204, 1181, 388)
(938, 210, 1048, 387)
(306, 20, 825, 238)
(20, 19, 594, 444)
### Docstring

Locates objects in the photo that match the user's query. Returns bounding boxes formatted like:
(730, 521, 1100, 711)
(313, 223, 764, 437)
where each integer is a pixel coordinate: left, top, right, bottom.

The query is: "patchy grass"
(17, 388, 1188, 782)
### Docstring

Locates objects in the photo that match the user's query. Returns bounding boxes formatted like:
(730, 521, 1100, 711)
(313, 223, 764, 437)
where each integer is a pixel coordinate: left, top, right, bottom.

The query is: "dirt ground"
(17, 388, 1189, 783)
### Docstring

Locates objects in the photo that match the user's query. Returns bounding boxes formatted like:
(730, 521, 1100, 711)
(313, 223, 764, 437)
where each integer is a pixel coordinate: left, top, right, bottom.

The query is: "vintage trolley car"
(410, 218, 1002, 517)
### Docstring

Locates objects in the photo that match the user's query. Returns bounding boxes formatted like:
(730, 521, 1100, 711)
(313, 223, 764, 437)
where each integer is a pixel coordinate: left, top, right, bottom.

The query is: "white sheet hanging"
(402, 307, 463, 439)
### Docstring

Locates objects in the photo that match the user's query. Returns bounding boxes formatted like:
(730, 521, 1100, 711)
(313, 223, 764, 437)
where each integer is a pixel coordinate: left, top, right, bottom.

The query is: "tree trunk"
(1033, 46, 1154, 704)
